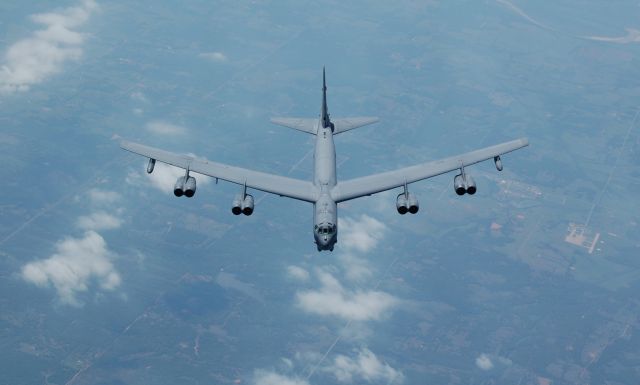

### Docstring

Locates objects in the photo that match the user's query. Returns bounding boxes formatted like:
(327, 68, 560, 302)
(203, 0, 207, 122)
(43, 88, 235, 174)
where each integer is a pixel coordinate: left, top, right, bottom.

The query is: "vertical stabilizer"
(321, 67, 333, 130)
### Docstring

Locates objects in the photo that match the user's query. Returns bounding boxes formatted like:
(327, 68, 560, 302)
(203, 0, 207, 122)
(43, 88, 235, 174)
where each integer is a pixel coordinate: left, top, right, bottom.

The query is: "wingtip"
(119, 139, 134, 150)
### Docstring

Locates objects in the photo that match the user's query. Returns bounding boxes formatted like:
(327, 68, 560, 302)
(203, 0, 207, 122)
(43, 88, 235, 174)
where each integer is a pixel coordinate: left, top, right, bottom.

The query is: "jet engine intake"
(184, 176, 196, 197)
(396, 193, 408, 215)
(242, 194, 254, 216)
(174, 176, 186, 197)
(465, 175, 476, 195)
(407, 193, 419, 214)
(232, 194, 243, 215)
(454, 174, 466, 195)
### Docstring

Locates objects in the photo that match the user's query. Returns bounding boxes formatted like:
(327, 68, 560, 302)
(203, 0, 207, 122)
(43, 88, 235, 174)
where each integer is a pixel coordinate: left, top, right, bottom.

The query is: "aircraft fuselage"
(313, 124, 338, 251)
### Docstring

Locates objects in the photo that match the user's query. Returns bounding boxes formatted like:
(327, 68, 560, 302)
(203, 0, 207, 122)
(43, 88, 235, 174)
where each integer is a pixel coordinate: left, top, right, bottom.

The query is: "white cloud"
(338, 253, 372, 282)
(145, 162, 184, 193)
(583, 28, 640, 44)
(475, 353, 494, 370)
(21, 230, 121, 306)
(0, 0, 98, 93)
(145, 120, 187, 136)
(326, 348, 404, 384)
(287, 265, 310, 281)
(339, 215, 387, 253)
(253, 370, 309, 385)
(296, 270, 398, 321)
(76, 211, 122, 231)
(199, 51, 228, 62)
(88, 188, 120, 205)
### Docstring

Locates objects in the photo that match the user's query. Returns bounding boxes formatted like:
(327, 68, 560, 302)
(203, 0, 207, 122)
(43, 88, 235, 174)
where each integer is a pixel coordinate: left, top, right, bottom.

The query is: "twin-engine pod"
(231, 193, 254, 215)
(454, 173, 476, 195)
(396, 193, 419, 214)
(174, 176, 196, 197)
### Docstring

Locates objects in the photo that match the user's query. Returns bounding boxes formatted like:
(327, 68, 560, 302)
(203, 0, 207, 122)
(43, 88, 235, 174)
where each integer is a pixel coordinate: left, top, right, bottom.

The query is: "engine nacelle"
(494, 156, 503, 171)
(454, 174, 466, 195)
(147, 158, 156, 174)
(407, 193, 419, 214)
(231, 194, 243, 215)
(465, 175, 476, 195)
(184, 176, 196, 197)
(174, 176, 186, 197)
(396, 193, 408, 215)
(242, 194, 254, 216)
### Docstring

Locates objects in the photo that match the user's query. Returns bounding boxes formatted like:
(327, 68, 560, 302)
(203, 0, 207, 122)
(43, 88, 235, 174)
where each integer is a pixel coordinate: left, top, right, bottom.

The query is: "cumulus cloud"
(296, 270, 398, 321)
(76, 211, 122, 231)
(0, 0, 98, 93)
(145, 162, 185, 193)
(21, 231, 121, 305)
(326, 348, 404, 384)
(88, 189, 120, 205)
(338, 253, 372, 282)
(475, 353, 494, 370)
(199, 51, 228, 62)
(339, 215, 387, 253)
(145, 120, 187, 136)
(287, 265, 310, 281)
(253, 370, 309, 385)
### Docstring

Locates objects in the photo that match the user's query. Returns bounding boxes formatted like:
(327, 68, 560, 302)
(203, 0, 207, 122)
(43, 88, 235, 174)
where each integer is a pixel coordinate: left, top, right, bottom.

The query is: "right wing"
(331, 138, 529, 203)
(121, 140, 317, 202)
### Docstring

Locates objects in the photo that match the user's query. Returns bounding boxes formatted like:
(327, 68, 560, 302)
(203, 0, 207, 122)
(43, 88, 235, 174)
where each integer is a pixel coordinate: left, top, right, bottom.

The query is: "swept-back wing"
(331, 138, 529, 203)
(332, 117, 379, 134)
(121, 140, 317, 202)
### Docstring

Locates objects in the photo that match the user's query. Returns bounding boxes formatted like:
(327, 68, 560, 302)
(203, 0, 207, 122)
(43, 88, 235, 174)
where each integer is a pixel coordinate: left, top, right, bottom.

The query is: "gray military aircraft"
(121, 68, 528, 251)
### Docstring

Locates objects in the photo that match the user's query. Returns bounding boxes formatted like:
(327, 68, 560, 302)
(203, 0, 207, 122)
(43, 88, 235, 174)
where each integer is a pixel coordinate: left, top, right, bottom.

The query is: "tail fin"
(271, 67, 379, 135)
(321, 66, 333, 130)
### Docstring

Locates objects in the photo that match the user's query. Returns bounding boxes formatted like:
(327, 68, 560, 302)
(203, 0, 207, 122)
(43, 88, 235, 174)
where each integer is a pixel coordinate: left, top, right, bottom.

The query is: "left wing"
(331, 138, 529, 203)
(120, 140, 317, 202)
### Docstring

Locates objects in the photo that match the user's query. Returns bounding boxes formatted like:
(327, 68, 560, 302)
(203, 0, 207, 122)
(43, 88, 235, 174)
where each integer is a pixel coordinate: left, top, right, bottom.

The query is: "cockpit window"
(317, 224, 335, 235)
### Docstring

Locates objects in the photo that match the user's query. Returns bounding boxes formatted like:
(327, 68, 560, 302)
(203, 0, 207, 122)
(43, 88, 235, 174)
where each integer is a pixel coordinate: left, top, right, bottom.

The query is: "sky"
(1, 1, 640, 384)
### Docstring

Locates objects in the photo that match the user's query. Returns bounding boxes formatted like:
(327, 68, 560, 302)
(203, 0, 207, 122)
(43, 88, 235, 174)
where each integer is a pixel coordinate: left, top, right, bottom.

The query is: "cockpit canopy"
(316, 223, 335, 235)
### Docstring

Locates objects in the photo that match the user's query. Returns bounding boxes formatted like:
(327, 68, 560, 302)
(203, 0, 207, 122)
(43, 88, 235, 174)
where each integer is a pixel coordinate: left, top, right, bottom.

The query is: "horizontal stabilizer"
(270, 117, 317, 135)
(333, 117, 379, 134)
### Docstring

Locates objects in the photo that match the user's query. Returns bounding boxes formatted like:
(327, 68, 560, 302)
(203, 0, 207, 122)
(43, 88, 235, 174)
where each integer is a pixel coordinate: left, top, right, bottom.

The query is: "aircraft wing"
(333, 117, 379, 134)
(120, 140, 317, 202)
(331, 138, 529, 203)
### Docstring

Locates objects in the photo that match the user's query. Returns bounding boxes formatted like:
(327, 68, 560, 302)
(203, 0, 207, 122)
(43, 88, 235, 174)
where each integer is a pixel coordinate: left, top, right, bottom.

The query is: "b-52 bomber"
(121, 68, 528, 251)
